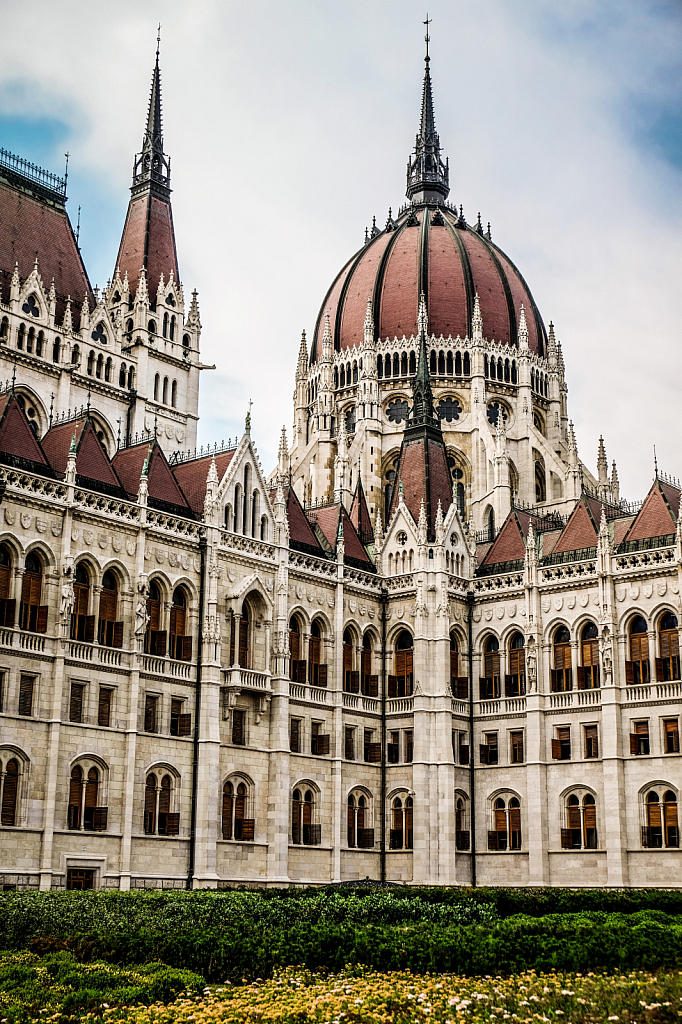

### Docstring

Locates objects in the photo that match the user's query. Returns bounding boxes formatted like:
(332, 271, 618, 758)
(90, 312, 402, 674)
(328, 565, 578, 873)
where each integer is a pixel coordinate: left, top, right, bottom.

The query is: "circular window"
(437, 397, 462, 423)
(387, 399, 409, 424)
(396, 531, 407, 547)
(487, 402, 508, 427)
(450, 532, 459, 546)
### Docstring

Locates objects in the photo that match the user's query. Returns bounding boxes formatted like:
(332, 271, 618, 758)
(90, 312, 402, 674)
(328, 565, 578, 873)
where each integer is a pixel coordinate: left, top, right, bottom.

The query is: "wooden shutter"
(4, 599, 15, 627)
(368, 675, 379, 697)
(576, 666, 586, 690)
(665, 720, 680, 752)
(405, 803, 413, 847)
(182, 636, 193, 661)
(290, 630, 300, 661)
(487, 831, 498, 850)
(561, 828, 573, 849)
(84, 771, 98, 810)
(144, 696, 157, 732)
(296, 659, 307, 682)
(93, 807, 108, 831)
(479, 678, 488, 699)
(292, 798, 301, 844)
(84, 616, 95, 643)
(509, 806, 521, 832)
(583, 803, 597, 829)
(456, 677, 468, 699)
(366, 742, 381, 763)
(625, 660, 634, 684)
(165, 812, 180, 836)
(504, 675, 512, 697)
(350, 671, 360, 693)
(664, 802, 678, 830)
(510, 648, 525, 676)
(551, 738, 562, 760)
(480, 744, 490, 765)
(358, 828, 374, 849)
(317, 664, 328, 687)
(98, 689, 111, 728)
(178, 713, 192, 736)
(550, 668, 558, 692)
(585, 725, 598, 758)
(232, 709, 245, 745)
(240, 819, 255, 841)
(309, 635, 320, 664)
(1, 761, 18, 826)
(155, 631, 167, 656)
(648, 802, 661, 828)
(235, 787, 245, 823)
(0, 566, 9, 601)
(450, 650, 459, 679)
(148, 600, 160, 631)
(631, 634, 649, 661)
(484, 652, 500, 678)
(68, 773, 81, 828)
(144, 780, 156, 833)
(113, 622, 124, 648)
(18, 676, 33, 716)
(309, 823, 322, 845)
(36, 605, 48, 633)
(567, 805, 581, 829)
(655, 658, 665, 681)
(388, 675, 397, 697)
(629, 733, 639, 755)
(493, 808, 506, 833)
(290, 718, 300, 752)
(69, 684, 84, 723)
(222, 787, 233, 839)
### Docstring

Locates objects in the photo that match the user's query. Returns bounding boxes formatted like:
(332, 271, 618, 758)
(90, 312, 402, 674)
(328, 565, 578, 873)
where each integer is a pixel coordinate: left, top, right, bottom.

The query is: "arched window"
(511, 359, 517, 384)
(223, 503, 232, 531)
(1, 757, 20, 826)
(361, 633, 376, 696)
(561, 793, 597, 849)
(657, 611, 680, 682)
(0, 317, 8, 342)
(392, 353, 399, 377)
(463, 351, 471, 375)
(68, 764, 106, 832)
(451, 633, 467, 699)
(446, 351, 453, 375)
(71, 563, 92, 642)
(535, 461, 546, 503)
(98, 571, 121, 647)
(127, 366, 134, 389)
(376, 355, 383, 379)
(182, 333, 190, 349)
(391, 630, 413, 697)
(664, 790, 679, 848)
(72, 344, 80, 366)
(552, 626, 572, 692)
(401, 352, 408, 376)
(627, 615, 650, 685)
(292, 787, 320, 845)
(20, 552, 46, 633)
(481, 635, 500, 699)
(347, 792, 373, 848)
(0, 544, 14, 628)
(27, 327, 35, 353)
(389, 795, 413, 849)
(170, 315, 176, 341)
(170, 587, 192, 661)
(234, 484, 242, 534)
(68, 765, 83, 829)
(289, 616, 304, 681)
(171, 380, 177, 408)
(126, 319, 133, 336)
(486, 506, 495, 542)
(163, 312, 169, 338)
(162, 377, 168, 404)
(222, 780, 254, 841)
(488, 796, 522, 851)
(507, 632, 525, 697)
(409, 350, 416, 374)
(309, 619, 326, 686)
(646, 791, 662, 847)
(120, 363, 127, 388)
(36, 330, 44, 357)
(438, 351, 445, 375)
(145, 581, 164, 655)
(17, 324, 25, 350)
(237, 606, 249, 668)
(429, 350, 436, 374)
(104, 357, 112, 382)
(504, 358, 510, 382)
(144, 773, 178, 836)
(243, 466, 251, 534)
(96, 353, 103, 379)
(455, 796, 469, 849)
(642, 789, 679, 848)
(340, 365, 346, 387)
(342, 628, 356, 693)
(260, 514, 268, 540)
(148, 320, 157, 334)
(579, 622, 600, 689)
(352, 361, 358, 383)
(251, 489, 259, 538)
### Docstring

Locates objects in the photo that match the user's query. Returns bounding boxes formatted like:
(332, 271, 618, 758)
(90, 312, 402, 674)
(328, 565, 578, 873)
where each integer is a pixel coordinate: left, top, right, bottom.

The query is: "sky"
(0, 0, 680, 502)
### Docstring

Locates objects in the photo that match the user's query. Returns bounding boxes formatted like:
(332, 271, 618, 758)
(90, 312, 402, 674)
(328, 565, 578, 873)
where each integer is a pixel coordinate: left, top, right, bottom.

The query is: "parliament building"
(0, 39, 679, 891)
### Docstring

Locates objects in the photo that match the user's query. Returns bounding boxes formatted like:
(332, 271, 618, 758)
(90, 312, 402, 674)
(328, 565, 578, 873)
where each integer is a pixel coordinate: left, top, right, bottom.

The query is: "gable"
(551, 500, 598, 555)
(285, 487, 325, 554)
(75, 422, 123, 490)
(147, 446, 193, 514)
(480, 512, 526, 567)
(173, 450, 236, 516)
(112, 444, 149, 496)
(622, 482, 677, 544)
(0, 394, 51, 471)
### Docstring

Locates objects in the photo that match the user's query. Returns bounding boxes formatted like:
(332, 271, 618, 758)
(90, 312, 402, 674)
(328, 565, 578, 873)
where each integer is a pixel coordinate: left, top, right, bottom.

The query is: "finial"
(69, 432, 77, 455)
(156, 22, 161, 58)
(246, 399, 253, 434)
(49, 392, 54, 427)
(654, 445, 658, 478)
(423, 13, 431, 61)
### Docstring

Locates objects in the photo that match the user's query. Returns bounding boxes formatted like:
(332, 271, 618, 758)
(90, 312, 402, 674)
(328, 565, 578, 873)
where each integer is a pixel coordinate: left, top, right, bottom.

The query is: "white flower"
(560, 991, 574, 996)
(607, 1016, 619, 1020)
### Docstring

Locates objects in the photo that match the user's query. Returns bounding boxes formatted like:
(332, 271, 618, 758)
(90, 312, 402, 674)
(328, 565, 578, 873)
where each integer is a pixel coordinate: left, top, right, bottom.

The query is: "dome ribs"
(441, 212, 474, 338)
(418, 207, 430, 308)
(371, 220, 402, 336)
(489, 240, 546, 355)
(312, 251, 356, 362)
(378, 218, 420, 342)
(339, 232, 393, 351)
(460, 228, 513, 346)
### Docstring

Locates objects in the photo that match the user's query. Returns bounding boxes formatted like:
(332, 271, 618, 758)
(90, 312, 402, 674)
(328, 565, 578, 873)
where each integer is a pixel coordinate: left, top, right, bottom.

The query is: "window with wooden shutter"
(71, 576, 90, 641)
(580, 639, 600, 689)
(487, 830, 499, 850)
(83, 616, 95, 643)
(494, 806, 507, 851)
(18, 675, 34, 717)
(583, 800, 597, 848)
(388, 730, 400, 764)
(302, 792, 313, 844)
(222, 782, 233, 839)
(144, 695, 158, 733)
(553, 643, 572, 691)
(584, 725, 598, 759)
(113, 621, 124, 649)
(233, 783, 247, 839)
(240, 818, 255, 841)
(232, 709, 245, 746)
(316, 663, 328, 688)
(554, 727, 571, 760)
(509, 803, 521, 849)
(367, 674, 379, 697)
(455, 677, 468, 699)
(165, 812, 180, 836)
(405, 800, 413, 849)
(144, 776, 156, 834)
(69, 683, 84, 723)
(170, 698, 187, 737)
(388, 675, 398, 698)
(309, 632, 320, 686)
(93, 807, 108, 831)
(36, 604, 48, 634)
(343, 639, 353, 692)
(395, 647, 413, 697)
(344, 726, 354, 760)
(481, 733, 498, 765)
(292, 792, 301, 844)
(483, 651, 501, 698)
(0, 557, 11, 629)
(290, 628, 300, 679)
(290, 718, 301, 753)
(238, 616, 249, 668)
(510, 731, 524, 764)
(97, 688, 112, 728)
(169, 603, 186, 661)
(405, 730, 413, 763)
(630, 720, 649, 755)
(155, 630, 167, 657)
(508, 640, 526, 696)
(157, 775, 172, 835)
(658, 626, 680, 682)
(98, 579, 118, 647)
(3, 599, 15, 629)
(561, 828, 573, 849)
(20, 570, 42, 632)
(68, 766, 82, 830)
(664, 796, 679, 848)
(1, 759, 19, 826)
(664, 719, 680, 753)
(629, 628, 650, 685)
(83, 767, 98, 830)
(347, 799, 356, 847)
(646, 794, 663, 847)
(145, 590, 161, 654)
(459, 733, 470, 764)
(357, 827, 374, 848)
(349, 671, 360, 694)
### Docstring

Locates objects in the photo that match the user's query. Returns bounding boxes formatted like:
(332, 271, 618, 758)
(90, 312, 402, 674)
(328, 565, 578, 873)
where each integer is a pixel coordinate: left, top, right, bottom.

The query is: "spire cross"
(156, 23, 161, 57)
(423, 14, 431, 60)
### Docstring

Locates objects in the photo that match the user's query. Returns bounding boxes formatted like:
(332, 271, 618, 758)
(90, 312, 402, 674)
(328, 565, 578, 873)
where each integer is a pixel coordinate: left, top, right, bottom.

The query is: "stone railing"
(540, 560, 596, 583)
(473, 571, 524, 593)
(549, 692, 574, 709)
(343, 566, 382, 591)
(223, 667, 270, 691)
(147, 510, 202, 539)
(141, 655, 196, 682)
(385, 573, 414, 592)
(0, 468, 67, 502)
(577, 689, 601, 705)
(386, 697, 413, 715)
(615, 548, 676, 572)
(222, 532, 275, 560)
(288, 682, 330, 704)
(451, 699, 468, 716)
(288, 551, 338, 579)
(66, 641, 130, 670)
(73, 489, 140, 522)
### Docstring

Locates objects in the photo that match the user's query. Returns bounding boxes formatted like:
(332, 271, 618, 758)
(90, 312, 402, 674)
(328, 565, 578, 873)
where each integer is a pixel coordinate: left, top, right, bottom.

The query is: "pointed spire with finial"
(547, 321, 557, 365)
(472, 293, 483, 342)
(132, 27, 170, 194)
(406, 16, 449, 204)
(296, 329, 308, 380)
(597, 436, 608, 485)
(409, 294, 437, 430)
(321, 312, 333, 363)
(363, 297, 374, 348)
(417, 497, 428, 544)
(518, 304, 529, 350)
(417, 290, 429, 338)
(610, 460, 620, 503)
(435, 498, 445, 543)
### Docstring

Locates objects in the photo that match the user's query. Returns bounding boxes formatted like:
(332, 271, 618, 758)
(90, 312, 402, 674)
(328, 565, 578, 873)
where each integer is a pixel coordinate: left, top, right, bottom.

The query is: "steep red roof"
(112, 441, 193, 515)
(0, 175, 93, 330)
(41, 417, 124, 493)
(388, 436, 453, 539)
(306, 503, 374, 569)
(480, 512, 527, 567)
(115, 192, 179, 298)
(622, 480, 678, 544)
(551, 499, 599, 555)
(282, 486, 326, 555)
(0, 393, 52, 471)
(350, 476, 373, 544)
(172, 450, 236, 516)
(312, 205, 546, 360)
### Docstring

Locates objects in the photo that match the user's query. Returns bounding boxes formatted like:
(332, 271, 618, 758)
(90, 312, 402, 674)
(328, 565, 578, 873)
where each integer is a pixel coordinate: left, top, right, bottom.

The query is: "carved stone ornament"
(266, 577, 274, 592)
(307, 590, 314, 603)
(472, 608, 482, 622)
(541, 598, 550, 613)
(165, 423, 173, 439)
(485, 609, 493, 621)
(672, 581, 679, 595)
(227, 568, 236, 583)
(395, 604, 404, 619)
(327, 593, 335, 608)
(193, 557, 201, 572)
(580, 593, 589, 607)
(36, 518, 46, 534)
(296, 584, 303, 600)
(317, 590, 324, 605)
(616, 587, 626, 602)
(368, 607, 375, 619)
(155, 548, 165, 564)
(643, 583, 653, 599)
(98, 533, 108, 550)
(83, 529, 94, 546)
(112, 535, 123, 552)
(567, 595, 576, 610)
(51, 520, 62, 537)
(553, 596, 563, 611)
(71, 526, 79, 542)
(168, 551, 180, 568)
(3, 508, 15, 526)
(496, 606, 504, 619)
(360, 603, 366, 617)
(176, 426, 185, 443)
(629, 586, 640, 600)
(657, 580, 668, 597)
(126, 539, 136, 556)
(508, 603, 516, 618)
(349, 599, 357, 614)
(20, 513, 32, 529)
(385, 607, 392, 620)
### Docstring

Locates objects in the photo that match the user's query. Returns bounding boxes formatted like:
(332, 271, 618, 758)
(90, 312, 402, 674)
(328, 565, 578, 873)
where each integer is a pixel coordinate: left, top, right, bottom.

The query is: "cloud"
(1, 0, 680, 499)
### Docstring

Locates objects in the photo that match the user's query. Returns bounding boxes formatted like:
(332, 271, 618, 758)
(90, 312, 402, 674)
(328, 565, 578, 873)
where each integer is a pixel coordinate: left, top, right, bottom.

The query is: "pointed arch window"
(20, 552, 47, 634)
(87, 350, 95, 375)
(481, 635, 500, 699)
(162, 377, 168, 404)
(0, 316, 8, 342)
(389, 630, 413, 697)
(657, 612, 680, 682)
(98, 571, 122, 648)
(170, 587, 192, 661)
(347, 792, 373, 848)
(343, 628, 356, 693)
(551, 626, 572, 692)
(309, 619, 327, 686)
(169, 316, 176, 341)
(68, 764, 107, 831)
(171, 380, 177, 408)
(376, 355, 383, 379)
(455, 796, 470, 849)
(145, 581, 165, 656)
(451, 633, 468, 699)
(506, 632, 525, 696)
(289, 616, 305, 682)
(488, 796, 522, 851)
(578, 621, 600, 689)
(144, 772, 179, 836)
(163, 313, 169, 338)
(389, 795, 413, 849)
(292, 788, 320, 845)
(36, 330, 44, 357)
(121, 363, 128, 388)
(17, 323, 25, 350)
(361, 633, 377, 696)
(96, 353, 103, 379)
(561, 793, 597, 850)
(71, 563, 94, 642)
(1, 758, 20, 826)
(0, 544, 15, 628)
(627, 615, 650, 685)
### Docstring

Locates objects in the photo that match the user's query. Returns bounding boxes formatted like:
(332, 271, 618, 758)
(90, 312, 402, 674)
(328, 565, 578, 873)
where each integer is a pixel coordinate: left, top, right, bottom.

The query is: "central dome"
(311, 205, 547, 361)
(311, 50, 546, 363)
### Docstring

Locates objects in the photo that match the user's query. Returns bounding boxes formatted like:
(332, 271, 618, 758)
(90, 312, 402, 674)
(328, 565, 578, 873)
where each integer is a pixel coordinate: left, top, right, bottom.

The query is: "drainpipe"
(380, 586, 388, 882)
(467, 589, 476, 887)
(187, 533, 207, 889)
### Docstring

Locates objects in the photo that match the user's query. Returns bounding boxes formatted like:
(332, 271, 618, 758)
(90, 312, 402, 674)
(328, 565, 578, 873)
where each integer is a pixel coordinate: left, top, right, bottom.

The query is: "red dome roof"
(312, 205, 546, 361)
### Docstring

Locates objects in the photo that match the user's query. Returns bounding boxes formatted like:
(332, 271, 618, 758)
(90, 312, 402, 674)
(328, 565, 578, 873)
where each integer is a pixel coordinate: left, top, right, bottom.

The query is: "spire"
(417, 497, 428, 544)
(597, 436, 608, 485)
(472, 293, 483, 342)
(363, 297, 374, 347)
(321, 312, 333, 362)
(296, 330, 308, 380)
(435, 499, 445, 544)
(547, 321, 557, 366)
(518, 304, 529, 351)
(568, 420, 579, 468)
(611, 460, 620, 503)
(417, 290, 429, 337)
(132, 40, 171, 195)
(407, 294, 438, 434)
(406, 23, 449, 204)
